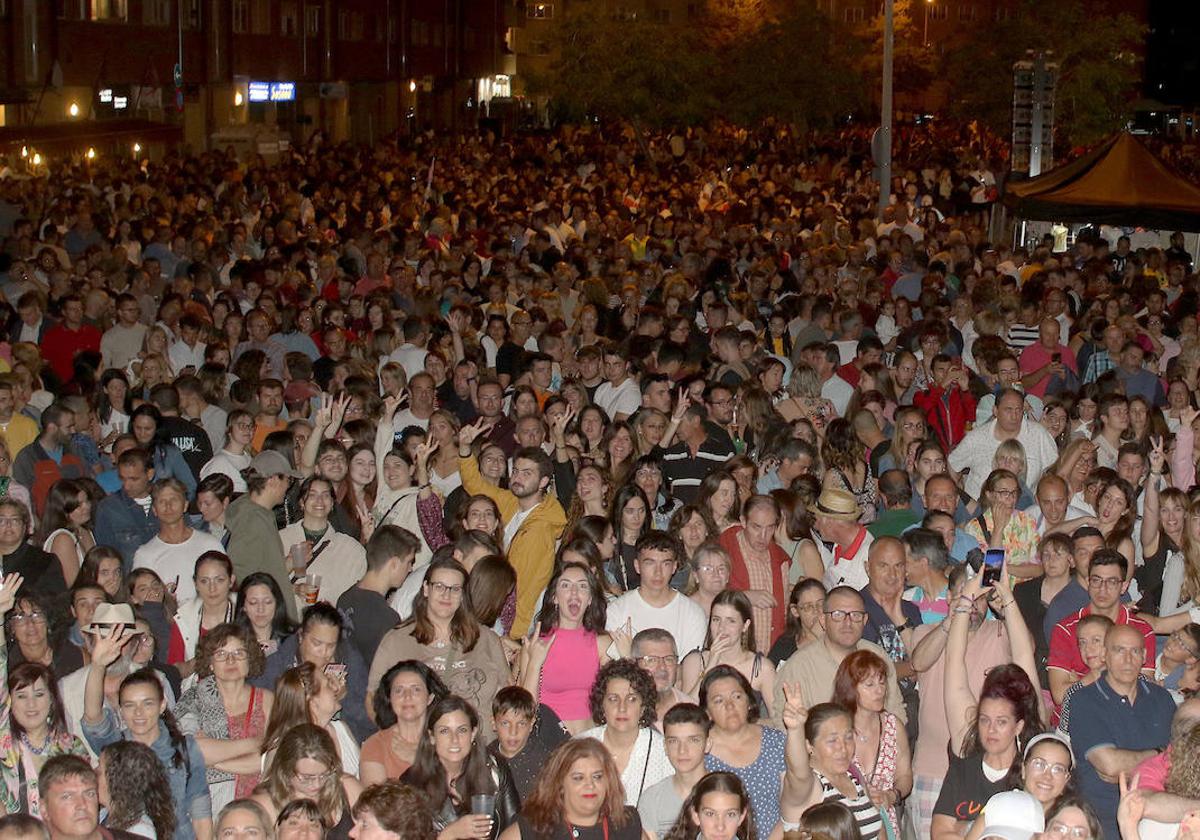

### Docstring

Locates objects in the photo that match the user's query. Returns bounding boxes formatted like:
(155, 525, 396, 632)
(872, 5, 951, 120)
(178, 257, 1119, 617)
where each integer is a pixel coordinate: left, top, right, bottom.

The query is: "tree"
(719, 1, 869, 129)
(526, 9, 718, 129)
(940, 0, 1143, 147)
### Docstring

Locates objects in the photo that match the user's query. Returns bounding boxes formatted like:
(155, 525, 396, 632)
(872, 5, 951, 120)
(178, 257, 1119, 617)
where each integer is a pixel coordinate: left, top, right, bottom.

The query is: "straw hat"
(807, 488, 861, 522)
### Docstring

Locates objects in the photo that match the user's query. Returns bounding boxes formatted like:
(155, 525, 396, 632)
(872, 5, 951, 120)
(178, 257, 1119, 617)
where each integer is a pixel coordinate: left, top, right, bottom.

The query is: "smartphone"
(1051, 352, 1061, 363)
(324, 663, 348, 680)
(982, 548, 1005, 587)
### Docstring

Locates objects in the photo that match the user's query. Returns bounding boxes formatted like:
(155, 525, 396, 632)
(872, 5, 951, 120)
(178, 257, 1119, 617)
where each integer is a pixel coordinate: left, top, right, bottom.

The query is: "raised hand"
(1149, 435, 1167, 474)
(91, 626, 134, 669)
(458, 418, 492, 449)
(780, 682, 808, 731)
(415, 439, 440, 471)
(0, 573, 23, 615)
(1117, 772, 1145, 830)
(671, 388, 692, 423)
(550, 406, 575, 443)
(314, 393, 334, 429)
(611, 618, 634, 659)
(524, 623, 556, 666)
(329, 392, 351, 430)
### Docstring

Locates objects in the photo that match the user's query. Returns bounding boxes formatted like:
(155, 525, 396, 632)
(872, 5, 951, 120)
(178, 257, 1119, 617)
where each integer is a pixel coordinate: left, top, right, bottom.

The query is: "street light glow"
(68, 102, 80, 117)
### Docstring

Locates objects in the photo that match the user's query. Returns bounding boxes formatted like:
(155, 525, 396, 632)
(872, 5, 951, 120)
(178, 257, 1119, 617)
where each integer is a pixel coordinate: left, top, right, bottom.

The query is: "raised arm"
(373, 393, 403, 469)
(992, 568, 1046, 725)
(304, 392, 352, 475)
(0, 574, 23, 770)
(658, 389, 691, 450)
(84, 627, 134, 726)
(1171, 412, 1197, 490)
(1142, 436, 1166, 558)
(944, 576, 979, 756)
(779, 682, 817, 822)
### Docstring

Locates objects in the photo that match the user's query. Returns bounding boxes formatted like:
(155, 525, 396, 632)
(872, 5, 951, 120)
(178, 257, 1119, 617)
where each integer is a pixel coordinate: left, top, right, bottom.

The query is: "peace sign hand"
(781, 682, 808, 731)
(1149, 435, 1166, 474)
(458, 418, 492, 448)
(1117, 772, 1145, 828)
(671, 388, 692, 424)
(415, 439, 439, 471)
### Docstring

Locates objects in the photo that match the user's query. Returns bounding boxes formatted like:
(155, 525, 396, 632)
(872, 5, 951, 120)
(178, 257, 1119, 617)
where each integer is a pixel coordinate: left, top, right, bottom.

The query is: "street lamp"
(924, 0, 933, 47)
(67, 102, 80, 118)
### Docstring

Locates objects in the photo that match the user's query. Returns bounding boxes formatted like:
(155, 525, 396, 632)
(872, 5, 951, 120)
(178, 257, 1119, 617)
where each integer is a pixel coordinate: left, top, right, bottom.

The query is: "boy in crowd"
(488, 686, 569, 799)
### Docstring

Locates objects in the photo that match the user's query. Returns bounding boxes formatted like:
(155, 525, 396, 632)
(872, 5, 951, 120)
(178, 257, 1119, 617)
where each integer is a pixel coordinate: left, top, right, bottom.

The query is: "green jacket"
(226, 494, 298, 622)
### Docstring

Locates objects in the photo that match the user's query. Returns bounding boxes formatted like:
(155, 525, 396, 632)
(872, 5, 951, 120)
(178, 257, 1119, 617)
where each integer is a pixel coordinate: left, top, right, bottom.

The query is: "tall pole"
(879, 0, 893, 220)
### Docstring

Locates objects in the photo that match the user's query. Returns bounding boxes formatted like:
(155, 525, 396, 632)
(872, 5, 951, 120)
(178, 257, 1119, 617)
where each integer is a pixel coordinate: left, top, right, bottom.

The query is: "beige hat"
(82, 603, 137, 635)
(807, 488, 861, 522)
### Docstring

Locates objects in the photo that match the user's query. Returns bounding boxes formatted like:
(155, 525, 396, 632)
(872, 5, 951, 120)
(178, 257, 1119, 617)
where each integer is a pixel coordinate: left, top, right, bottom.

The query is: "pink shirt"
(911, 621, 1012, 779)
(1135, 748, 1171, 792)
(1047, 605, 1156, 677)
(1019, 342, 1078, 398)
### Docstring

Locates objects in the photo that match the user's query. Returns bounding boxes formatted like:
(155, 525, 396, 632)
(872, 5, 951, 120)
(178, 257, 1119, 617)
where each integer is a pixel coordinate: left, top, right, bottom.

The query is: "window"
(181, 0, 200, 28)
(688, 2, 701, 16)
(89, 0, 127, 21)
(232, 0, 248, 32)
(249, 0, 270, 32)
(843, 6, 865, 22)
(527, 2, 553, 18)
(433, 21, 443, 46)
(463, 26, 476, 50)
(337, 8, 350, 39)
(281, 1, 298, 36)
(305, 4, 319, 34)
(412, 19, 429, 46)
(957, 4, 976, 21)
(388, 15, 398, 42)
(993, 6, 1010, 21)
(930, 4, 948, 20)
(143, 0, 170, 25)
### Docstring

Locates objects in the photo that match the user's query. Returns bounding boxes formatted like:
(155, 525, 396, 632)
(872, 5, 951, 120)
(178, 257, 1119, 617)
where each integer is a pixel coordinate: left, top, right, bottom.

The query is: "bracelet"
(939, 621, 951, 633)
(952, 607, 972, 615)
(997, 599, 1015, 610)
(418, 483, 431, 490)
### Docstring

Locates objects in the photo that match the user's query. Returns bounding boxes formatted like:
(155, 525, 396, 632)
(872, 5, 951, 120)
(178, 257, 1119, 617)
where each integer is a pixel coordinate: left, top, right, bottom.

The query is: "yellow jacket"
(460, 455, 566, 639)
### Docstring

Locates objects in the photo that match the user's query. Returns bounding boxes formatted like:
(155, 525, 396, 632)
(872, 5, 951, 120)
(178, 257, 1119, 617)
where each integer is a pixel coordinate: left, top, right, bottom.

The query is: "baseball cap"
(248, 450, 301, 479)
(978, 790, 1045, 840)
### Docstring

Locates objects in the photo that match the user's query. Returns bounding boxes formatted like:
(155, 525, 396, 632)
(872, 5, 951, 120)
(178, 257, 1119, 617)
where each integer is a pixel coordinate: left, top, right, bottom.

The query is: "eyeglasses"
(1027, 757, 1070, 777)
(213, 648, 249, 662)
(8, 611, 46, 626)
(825, 610, 868, 623)
(1088, 575, 1123, 590)
(1045, 823, 1090, 840)
(991, 487, 1019, 498)
(428, 581, 464, 597)
(697, 565, 729, 576)
(292, 770, 335, 787)
(637, 655, 678, 668)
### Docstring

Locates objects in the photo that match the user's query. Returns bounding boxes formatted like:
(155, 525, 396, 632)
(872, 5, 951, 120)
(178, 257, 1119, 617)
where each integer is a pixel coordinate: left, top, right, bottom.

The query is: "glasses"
(697, 564, 730, 576)
(1046, 823, 1090, 840)
(292, 770, 334, 787)
(428, 581, 464, 597)
(1088, 575, 1123, 590)
(0, 517, 22, 527)
(637, 655, 678, 668)
(991, 487, 1019, 498)
(797, 602, 823, 614)
(8, 611, 46, 626)
(825, 610, 868, 623)
(1027, 757, 1070, 777)
(213, 648, 249, 662)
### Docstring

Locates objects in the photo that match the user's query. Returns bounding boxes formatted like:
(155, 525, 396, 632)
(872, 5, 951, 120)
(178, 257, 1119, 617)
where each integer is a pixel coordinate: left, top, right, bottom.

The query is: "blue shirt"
(1068, 676, 1174, 840)
(705, 727, 786, 840)
(82, 713, 211, 840)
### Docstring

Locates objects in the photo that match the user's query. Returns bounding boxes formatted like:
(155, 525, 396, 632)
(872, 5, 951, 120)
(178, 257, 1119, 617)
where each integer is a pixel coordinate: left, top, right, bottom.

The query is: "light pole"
(879, 0, 893, 221)
(924, 0, 933, 47)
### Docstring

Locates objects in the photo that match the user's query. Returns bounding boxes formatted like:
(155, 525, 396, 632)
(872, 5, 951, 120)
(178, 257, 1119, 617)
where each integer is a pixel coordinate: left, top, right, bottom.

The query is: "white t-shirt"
(605, 590, 707, 659)
(593, 377, 641, 421)
(131, 529, 226, 603)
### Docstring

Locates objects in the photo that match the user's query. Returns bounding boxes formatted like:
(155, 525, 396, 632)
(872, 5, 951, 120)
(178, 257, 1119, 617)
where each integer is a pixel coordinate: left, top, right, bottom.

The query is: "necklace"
(20, 733, 49, 756)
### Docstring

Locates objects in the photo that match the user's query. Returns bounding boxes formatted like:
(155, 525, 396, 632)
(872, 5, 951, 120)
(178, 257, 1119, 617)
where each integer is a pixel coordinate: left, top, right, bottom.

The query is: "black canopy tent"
(1002, 133, 1200, 232)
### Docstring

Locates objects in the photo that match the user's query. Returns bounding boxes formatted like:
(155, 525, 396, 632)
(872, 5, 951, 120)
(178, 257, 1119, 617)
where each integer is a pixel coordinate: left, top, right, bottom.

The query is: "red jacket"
(719, 526, 790, 651)
(912, 384, 977, 451)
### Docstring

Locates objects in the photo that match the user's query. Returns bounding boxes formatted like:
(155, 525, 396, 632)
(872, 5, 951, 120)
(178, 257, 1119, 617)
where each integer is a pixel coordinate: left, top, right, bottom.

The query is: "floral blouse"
(0, 638, 88, 816)
(964, 509, 1041, 567)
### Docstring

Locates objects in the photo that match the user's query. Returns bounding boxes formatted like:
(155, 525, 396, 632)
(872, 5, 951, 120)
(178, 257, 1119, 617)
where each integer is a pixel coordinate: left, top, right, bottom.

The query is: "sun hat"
(807, 487, 861, 521)
(82, 603, 137, 635)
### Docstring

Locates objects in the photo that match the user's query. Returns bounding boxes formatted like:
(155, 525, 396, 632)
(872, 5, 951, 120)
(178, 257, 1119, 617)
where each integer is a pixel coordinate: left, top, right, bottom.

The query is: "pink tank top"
(539, 625, 600, 722)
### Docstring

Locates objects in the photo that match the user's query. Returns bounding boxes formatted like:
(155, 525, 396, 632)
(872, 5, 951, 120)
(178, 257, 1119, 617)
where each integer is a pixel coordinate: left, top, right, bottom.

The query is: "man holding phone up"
(1019, 318, 1078, 399)
(912, 353, 977, 451)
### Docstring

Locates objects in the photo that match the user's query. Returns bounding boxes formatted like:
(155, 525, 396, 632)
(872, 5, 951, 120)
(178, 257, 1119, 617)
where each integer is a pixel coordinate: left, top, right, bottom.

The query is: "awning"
(0, 118, 182, 153)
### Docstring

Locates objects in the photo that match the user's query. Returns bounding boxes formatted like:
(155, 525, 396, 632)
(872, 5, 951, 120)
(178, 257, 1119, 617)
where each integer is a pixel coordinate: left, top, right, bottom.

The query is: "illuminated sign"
(248, 81, 296, 103)
(98, 88, 113, 103)
(113, 96, 128, 110)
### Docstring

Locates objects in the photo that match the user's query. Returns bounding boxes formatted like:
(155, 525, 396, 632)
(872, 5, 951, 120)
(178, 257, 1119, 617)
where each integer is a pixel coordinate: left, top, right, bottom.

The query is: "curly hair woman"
(99, 740, 177, 840)
(578, 659, 672, 806)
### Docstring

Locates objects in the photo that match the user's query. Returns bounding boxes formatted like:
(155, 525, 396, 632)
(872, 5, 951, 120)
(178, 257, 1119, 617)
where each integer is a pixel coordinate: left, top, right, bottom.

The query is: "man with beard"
(633, 628, 694, 726)
(459, 420, 566, 639)
(57, 603, 175, 759)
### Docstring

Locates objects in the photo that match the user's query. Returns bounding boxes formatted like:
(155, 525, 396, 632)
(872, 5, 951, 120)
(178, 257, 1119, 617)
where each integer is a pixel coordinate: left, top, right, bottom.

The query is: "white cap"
(978, 790, 1045, 840)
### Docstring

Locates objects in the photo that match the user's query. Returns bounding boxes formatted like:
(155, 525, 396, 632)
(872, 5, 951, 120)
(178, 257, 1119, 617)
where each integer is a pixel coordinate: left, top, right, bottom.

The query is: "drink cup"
(470, 794, 495, 816)
(303, 574, 322, 605)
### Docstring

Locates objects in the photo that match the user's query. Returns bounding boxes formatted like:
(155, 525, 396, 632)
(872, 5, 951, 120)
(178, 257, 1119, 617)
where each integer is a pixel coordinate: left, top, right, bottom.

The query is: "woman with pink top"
(517, 561, 626, 734)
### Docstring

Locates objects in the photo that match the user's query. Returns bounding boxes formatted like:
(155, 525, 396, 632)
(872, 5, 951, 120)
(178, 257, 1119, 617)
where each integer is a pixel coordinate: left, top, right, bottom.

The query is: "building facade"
(0, 0, 506, 157)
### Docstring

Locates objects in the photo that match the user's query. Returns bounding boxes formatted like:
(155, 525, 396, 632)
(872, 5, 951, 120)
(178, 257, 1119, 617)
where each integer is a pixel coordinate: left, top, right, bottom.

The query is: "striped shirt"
(655, 426, 736, 504)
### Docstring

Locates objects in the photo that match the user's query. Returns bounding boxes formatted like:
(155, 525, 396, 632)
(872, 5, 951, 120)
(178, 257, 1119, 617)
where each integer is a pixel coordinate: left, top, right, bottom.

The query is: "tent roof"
(1002, 133, 1200, 231)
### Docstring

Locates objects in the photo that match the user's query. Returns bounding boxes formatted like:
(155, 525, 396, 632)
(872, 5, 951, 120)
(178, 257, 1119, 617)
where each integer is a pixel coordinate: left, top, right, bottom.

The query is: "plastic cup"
(303, 574, 322, 605)
(470, 794, 495, 816)
(290, 542, 309, 574)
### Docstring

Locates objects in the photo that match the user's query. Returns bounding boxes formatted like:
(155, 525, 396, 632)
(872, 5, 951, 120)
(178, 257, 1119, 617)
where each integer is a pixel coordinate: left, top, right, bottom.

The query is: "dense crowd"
(0, 118, 1191, 840)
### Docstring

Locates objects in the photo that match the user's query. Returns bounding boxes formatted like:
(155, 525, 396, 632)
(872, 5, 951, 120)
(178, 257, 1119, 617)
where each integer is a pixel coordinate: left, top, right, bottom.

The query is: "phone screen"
(982, 548, 1005, 586)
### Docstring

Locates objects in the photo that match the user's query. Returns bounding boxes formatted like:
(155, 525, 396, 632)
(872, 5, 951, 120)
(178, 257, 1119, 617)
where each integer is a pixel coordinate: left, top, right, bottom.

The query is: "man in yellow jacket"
(459, 418, 566, 640)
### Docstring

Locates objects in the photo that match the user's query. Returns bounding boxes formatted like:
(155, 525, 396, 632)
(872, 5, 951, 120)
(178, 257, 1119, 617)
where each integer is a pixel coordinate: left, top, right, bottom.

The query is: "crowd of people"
(0, 118, 1192, 840)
